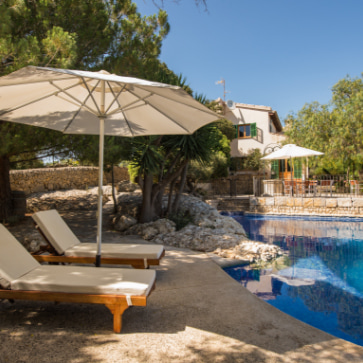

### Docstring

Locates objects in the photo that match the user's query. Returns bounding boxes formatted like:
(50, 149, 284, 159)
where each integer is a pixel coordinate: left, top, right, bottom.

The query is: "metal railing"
(253, 175, 363, 198)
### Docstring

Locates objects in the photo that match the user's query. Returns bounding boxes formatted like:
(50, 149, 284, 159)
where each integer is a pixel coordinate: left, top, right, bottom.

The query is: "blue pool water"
(222, 213, 363, 346)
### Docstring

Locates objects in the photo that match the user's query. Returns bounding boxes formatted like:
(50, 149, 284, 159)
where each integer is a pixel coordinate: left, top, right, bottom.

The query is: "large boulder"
(113, 214, 137, 232)
(123, 219, 176, 240)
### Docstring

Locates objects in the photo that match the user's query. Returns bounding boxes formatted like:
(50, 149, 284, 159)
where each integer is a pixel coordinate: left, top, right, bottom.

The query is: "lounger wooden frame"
(32, 249, 165, 269)
(32, 223, 165, 269)
(0, 282, 155, 333)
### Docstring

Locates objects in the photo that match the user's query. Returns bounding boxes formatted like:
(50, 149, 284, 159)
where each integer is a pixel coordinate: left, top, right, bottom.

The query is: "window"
(234, 123, 257, 139)
(239, 124, 251, 138)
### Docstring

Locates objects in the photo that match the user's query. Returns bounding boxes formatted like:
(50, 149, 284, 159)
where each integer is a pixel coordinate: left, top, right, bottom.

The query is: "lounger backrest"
(0, 224, 40, 286)
(32, 210, 81, 254)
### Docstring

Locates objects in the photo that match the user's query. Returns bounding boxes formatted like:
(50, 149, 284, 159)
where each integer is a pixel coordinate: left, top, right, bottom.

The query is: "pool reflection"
(224, 214, 363, 346)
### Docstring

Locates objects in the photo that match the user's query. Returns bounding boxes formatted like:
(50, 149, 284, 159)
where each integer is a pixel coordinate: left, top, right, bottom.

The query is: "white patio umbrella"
(261, 144, 324, 194)
(0, 66, 221, 266)
(261, 144, 324, 160)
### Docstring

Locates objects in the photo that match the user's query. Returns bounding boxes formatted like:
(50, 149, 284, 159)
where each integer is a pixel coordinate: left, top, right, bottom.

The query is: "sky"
(134, 0, 363, 123)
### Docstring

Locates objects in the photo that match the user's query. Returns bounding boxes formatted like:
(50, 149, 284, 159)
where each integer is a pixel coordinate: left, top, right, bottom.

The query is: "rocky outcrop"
(114, 194, 282, 262)
(23, 189, 282, 263)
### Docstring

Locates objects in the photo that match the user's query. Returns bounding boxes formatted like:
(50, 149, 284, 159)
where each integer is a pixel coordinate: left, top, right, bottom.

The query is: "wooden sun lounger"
(0, 224, 156, 333)
(32, 210, 165, 269)
(0, 286, 154, 333)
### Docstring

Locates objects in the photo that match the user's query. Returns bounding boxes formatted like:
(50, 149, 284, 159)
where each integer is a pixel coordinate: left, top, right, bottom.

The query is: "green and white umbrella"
(0, 66, 220, 266)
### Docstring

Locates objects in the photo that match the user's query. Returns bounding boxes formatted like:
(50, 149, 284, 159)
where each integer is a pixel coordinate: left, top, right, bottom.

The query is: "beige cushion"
(0, 224, 40, 285)
(65, 243, 164, 259)
(11, 265, 156, 296)
(33, 209, 164, 261)
(32, 210, 81, 254)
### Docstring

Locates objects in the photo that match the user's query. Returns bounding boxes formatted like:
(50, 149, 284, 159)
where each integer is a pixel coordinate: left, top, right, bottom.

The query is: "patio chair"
(282, 180, 294, 196)
(31, 210, 165, 269)
(0, 224, 155, 333)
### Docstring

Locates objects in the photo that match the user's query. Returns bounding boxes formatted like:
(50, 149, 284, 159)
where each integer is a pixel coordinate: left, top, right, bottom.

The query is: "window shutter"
(251, 123, 257, 138)
(294, 159, 302, 178)
(271, 160, 279, 179)
(234, 125, 238, 139)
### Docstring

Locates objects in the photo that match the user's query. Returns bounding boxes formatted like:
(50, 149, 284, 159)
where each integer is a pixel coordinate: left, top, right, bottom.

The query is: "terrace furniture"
(283, 180, 294, 196)
(32, 210, 165, 269)
(306, 180, 318, 197)
(350, 180, 362, 196)
(294, 180, 306, 197)
(0, 224, 156, 333)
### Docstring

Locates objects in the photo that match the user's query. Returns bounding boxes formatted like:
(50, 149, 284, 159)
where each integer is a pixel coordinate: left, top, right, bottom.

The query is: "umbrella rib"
(108, 88, 196, 133)
(50, 81, 99, 115)
(80, 77, 103, 116)
(0, 79, 82, 116)
(136, 85, 219, 117)
(104, 81, 126, 114)
(61, 81, 105, 133)
(124, 89, 192, 133)
(106, 82, 135, 137)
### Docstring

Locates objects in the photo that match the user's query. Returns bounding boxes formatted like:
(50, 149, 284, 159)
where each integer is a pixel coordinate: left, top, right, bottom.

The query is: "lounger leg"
(132, 258, 150, 269)
(105, 303, 129, 333)
(132, 264, 149, 269)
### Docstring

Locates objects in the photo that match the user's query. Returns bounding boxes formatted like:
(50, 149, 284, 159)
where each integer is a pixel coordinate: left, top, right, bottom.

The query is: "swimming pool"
(222, 212, 363, 346)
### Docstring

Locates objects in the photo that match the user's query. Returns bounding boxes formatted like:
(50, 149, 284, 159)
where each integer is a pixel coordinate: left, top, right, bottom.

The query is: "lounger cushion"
(32, 210, 81, 254)
(65, 243, 164, 259)
(11, 265, 156, 296)
(0, 224, 40, 286)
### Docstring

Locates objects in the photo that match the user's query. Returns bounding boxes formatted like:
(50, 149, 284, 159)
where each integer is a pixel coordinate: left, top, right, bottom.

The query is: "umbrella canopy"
(261, 144, 324, 160)
(0, 66, 221, 266)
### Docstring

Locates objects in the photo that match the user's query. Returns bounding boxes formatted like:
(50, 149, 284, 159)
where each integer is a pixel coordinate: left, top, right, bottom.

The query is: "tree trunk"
(139, 173, 154, 223)
(167, 178, 177, 216)
(111, 164, 118, 214)
(0, 154, 12, 221)
(172, 162, 188, 214)
(153, 185, 165, 218)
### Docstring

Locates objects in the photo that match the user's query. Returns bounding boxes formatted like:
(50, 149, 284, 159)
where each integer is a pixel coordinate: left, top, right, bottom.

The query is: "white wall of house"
(223, 102, 285, 157)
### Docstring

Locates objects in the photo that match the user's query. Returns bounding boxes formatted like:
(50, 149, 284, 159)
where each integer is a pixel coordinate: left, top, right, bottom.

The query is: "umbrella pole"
(96, 80, 106, 267)
(291, 156, 293, 196)
(96, 117, 105, 267)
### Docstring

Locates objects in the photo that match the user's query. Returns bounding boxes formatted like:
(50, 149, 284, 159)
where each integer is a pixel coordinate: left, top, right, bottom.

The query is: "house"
(219, 99, 286, 174)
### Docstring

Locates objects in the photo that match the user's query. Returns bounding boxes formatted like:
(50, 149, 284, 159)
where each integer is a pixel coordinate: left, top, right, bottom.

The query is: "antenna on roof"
(215, 78, 229, 101)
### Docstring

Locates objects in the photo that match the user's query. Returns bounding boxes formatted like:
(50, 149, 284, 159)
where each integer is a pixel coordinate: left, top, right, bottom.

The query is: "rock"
(113, 214, 137, 232)
(117, 180, 140, 193)
(22, 232, 47, 254)
(124, 219, 176, 240)
(116, 193, 142, 218)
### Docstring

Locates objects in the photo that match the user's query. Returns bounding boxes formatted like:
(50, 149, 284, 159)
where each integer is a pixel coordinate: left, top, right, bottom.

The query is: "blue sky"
(134, 0, 363, 123)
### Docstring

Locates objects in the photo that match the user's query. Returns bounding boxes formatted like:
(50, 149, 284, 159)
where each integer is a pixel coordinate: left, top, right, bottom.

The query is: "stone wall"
(250, 196, 363, 217)
(10, 166, 129, 195)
